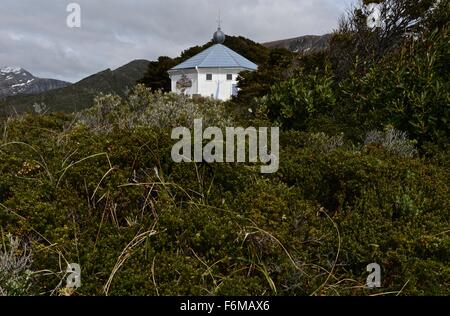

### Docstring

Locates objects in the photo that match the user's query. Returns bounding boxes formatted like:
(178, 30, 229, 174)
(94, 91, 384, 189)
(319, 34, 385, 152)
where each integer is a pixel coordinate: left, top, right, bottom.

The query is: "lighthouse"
(168, 26, 258, 101)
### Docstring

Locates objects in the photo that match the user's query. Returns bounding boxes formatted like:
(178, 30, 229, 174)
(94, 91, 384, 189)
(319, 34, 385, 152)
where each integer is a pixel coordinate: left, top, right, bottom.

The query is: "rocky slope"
(0, 67, 70, 99)
(263, 34, 332, 53)
(0, 60, 150, 115)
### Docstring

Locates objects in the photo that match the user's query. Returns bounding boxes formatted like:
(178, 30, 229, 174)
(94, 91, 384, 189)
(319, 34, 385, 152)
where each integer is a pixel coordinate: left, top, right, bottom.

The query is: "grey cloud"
(0, 0, 355, 82)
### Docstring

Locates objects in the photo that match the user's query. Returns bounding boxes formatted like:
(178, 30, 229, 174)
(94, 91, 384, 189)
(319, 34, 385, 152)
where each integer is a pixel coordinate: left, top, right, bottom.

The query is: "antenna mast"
(217, 9, 222, 29)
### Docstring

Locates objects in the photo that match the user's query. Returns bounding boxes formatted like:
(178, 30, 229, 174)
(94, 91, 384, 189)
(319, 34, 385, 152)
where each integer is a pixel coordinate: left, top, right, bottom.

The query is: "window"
(226, 74, 233, 81)
(206, 74, 212, 81)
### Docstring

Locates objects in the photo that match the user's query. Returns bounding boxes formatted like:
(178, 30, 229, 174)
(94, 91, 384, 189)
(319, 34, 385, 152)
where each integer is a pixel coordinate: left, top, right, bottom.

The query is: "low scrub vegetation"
(0, 88, 448, 295)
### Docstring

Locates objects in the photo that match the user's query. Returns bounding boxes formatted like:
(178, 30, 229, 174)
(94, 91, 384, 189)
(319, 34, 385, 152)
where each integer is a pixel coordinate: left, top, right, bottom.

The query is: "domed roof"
(213, 27, 225, 44)
(169, 44, 258, 71)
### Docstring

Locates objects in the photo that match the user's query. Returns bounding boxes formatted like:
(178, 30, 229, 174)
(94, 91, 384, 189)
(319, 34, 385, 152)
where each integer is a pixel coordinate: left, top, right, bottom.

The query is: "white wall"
(169, 67, 248, 101)
(197, 68, 242, 101)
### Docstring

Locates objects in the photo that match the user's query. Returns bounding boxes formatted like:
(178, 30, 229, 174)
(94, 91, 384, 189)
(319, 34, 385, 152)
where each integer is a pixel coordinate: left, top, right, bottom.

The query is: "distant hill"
(0, 60, 150, 115)
(0, 67, 70, 99)
(263, 34, 332, 53)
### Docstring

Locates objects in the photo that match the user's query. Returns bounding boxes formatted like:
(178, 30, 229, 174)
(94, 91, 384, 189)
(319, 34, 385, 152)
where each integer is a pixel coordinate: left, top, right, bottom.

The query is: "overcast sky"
(0, 0, 355, 83)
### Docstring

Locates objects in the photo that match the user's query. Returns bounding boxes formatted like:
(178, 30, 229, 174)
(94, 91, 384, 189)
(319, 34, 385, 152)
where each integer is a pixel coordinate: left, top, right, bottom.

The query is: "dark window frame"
(226, 74, 233, 81)
(206, 74, 213, 81)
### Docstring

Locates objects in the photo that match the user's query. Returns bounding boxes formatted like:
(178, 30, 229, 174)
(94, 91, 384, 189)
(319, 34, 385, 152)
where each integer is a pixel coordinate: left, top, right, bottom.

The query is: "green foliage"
(334, 0, 441, 75)
(335, 25, 449, 145)
(0, 97, 448, 295)
(138, 57, 177, 92)
(231, 48, 294, 120)
(260, 66, 336, 130)
(243, 14, 448, 150)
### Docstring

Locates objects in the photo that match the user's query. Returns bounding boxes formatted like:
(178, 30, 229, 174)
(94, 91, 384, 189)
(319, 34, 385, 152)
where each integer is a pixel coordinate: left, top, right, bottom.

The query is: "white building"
(168, 27, 258, 101)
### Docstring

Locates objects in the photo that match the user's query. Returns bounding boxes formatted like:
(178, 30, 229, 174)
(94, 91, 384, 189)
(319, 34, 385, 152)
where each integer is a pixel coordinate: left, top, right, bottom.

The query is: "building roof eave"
(168, 66, 257, 73)
(169, 44, 258, 72)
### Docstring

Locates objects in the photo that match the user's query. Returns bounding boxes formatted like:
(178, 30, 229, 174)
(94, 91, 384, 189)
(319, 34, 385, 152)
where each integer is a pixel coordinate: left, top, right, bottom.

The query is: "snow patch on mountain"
(0, 67, 71, 99)
(0, 66, 23, 74)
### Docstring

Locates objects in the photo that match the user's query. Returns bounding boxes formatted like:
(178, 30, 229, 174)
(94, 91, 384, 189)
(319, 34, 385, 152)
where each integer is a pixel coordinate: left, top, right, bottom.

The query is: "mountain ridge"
(0, 67, 71, 99)
(0, 59, 150, 115)
(263, 34, 332, 53)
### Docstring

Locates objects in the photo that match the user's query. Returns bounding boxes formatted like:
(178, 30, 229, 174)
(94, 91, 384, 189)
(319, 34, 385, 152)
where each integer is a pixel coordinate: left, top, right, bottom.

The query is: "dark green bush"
(0, 111, 448, 296)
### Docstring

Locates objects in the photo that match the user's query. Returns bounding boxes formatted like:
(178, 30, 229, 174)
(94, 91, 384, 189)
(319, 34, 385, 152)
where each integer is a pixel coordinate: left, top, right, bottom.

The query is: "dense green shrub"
(0, 102, 448, 295)
(236, 0, 449, 150)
